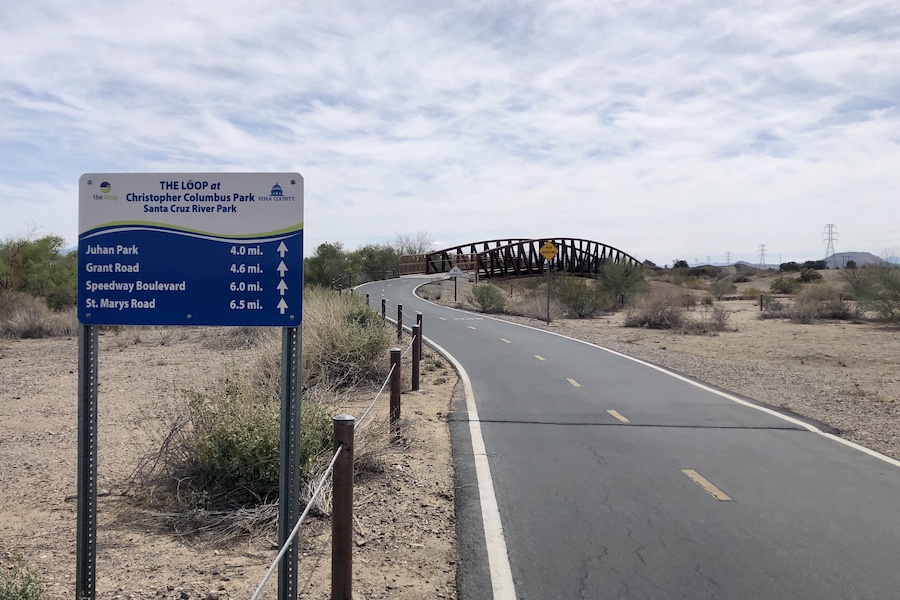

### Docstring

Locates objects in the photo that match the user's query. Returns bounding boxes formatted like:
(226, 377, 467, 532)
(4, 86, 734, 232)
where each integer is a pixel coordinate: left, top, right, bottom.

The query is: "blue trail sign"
(78, 173, 303, 326)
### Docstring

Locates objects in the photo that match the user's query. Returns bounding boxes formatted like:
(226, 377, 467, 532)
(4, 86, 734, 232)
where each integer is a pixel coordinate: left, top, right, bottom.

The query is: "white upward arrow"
(277, 280, 288, 296)
(277, 299, 289, 314)
(277, 261, 288, 276)
(277, 242, 288, 257)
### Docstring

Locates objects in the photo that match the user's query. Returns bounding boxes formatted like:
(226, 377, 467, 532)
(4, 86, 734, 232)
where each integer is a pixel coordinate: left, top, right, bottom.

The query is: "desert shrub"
(780, 261, 802, 272)
(845, 260, 857, 269)
(554, 274, 610, 318)
(136, 359, 337, 512)
(687, 265, 721, 279)
(467, 284, 506, 313)
(740, 287, 762, 301)
(0, 555, 44, 600)
(624, 288, 687, 329)
(594, 261, 648, 305)
(799, 268, 823, 283)
(672, 259, 690, 269)
(513, 289, 563, 321)
(683, 305, 732, 333)
(0, 291, 78, 339)
(708, 278, 737, 300)
(302, 287, 391, 387)
(732, 274, 752, 283)
(1, 234, 77, 310)
(853, 265, 900, 322)
(770, 277, 800, 294)
(796, 283, 850, 320)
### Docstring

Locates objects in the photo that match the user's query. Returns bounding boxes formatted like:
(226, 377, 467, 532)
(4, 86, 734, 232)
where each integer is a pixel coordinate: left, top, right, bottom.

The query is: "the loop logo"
(93, 181, 118, 201)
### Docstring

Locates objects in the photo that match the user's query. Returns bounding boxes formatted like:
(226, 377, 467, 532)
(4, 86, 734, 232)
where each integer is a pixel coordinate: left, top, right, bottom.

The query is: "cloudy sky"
(3, 0, 899, 266)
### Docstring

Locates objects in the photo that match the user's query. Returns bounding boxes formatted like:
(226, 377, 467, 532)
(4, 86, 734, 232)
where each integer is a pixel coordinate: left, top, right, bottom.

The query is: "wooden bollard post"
(381, 299, 386, 323)
(412, 325, 420, 392)
(759, 294, 763, 311)
(397, 304, 403, 341)
(416, 313, 423, 358)
(390, 348, 401, 442)
(331, 414, 355, 600)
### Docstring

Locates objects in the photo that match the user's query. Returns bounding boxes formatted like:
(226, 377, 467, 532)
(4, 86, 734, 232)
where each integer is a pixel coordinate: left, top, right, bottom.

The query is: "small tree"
(394, 231, 434, 256)
(595, 261, 648, 306)
(467, 284, 506, 313)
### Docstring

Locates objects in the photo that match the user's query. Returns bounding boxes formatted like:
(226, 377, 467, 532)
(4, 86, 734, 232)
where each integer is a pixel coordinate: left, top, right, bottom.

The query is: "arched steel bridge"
(399, 238, 642, 279)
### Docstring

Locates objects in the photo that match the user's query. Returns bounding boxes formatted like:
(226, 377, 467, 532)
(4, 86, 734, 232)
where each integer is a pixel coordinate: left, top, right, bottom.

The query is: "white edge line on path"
(368, 282, 517, 598)
(407, 283, 900, 471)
(424, 335, 518, 600)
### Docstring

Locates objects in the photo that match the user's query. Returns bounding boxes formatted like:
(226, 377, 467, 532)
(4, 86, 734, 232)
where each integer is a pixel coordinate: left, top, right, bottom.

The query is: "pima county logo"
(259, 182, 296, 202)
(92, 181, 118, 201)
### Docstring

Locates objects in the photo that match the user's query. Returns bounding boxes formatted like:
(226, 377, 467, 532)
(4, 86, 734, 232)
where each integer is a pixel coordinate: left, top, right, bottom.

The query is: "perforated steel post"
(331, 415, 355, 600)
(397, 304, 403, 340)
(278, 326, 302, 600)
(76, 324, 99, 600)
(381, 298, 386, 323)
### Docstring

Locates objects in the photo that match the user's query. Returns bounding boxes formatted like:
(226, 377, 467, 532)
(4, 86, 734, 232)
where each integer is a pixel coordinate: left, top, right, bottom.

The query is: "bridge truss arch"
(400, 238, 642, 279)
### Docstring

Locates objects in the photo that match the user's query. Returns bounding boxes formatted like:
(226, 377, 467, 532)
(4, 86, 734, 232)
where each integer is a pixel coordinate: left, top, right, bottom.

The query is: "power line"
(757, 244, 767, 269)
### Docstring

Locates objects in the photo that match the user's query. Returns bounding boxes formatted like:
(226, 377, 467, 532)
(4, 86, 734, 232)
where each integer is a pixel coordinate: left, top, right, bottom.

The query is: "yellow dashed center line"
(567, 378, 581, 387)
(500, 338, 511, 344)
(682, 469, 733, 502)
(534, 355, 545, 361)
(607, 410, 630, 423)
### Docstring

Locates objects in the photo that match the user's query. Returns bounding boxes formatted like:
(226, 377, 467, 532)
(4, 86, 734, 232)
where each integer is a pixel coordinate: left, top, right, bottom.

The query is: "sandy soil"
(0, 327, 458, 599)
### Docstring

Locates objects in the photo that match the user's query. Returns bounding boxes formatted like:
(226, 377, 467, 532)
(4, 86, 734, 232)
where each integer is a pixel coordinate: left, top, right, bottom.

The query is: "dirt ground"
(0, 327, 458, 599)
(3, 269, 899, 599)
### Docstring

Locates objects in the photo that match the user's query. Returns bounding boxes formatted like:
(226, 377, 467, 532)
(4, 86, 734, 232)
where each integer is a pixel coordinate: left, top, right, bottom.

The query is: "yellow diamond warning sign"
(540, 241, 558, 260)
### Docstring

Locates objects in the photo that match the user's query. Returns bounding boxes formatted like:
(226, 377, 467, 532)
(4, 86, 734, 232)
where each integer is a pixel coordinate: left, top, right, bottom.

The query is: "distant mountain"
(734, 261, 780, 271)
(825, 252, 885, 269)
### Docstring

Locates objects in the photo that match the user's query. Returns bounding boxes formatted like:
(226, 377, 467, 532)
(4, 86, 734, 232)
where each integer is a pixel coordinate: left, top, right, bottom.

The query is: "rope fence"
(250, 301, 425, 599)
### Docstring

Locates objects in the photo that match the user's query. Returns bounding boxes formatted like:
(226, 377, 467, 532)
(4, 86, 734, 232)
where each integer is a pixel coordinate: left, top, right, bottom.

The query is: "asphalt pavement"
(356, 276, 900, 600)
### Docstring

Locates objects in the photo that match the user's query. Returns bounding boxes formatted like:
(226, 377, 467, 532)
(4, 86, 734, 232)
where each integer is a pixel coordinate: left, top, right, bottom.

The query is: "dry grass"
(0, 291, 78, 339)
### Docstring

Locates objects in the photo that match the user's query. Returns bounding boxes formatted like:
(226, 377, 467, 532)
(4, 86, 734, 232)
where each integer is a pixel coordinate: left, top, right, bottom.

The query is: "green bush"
(852, 265, 900, 322)
(770, 277, 800, 294)
(0, 556, 43, 600)
(595, 261, 648, 306)
(1, 234, 77, 310)
(554, 274, 610, 318)
(467, 284, 506, 313)
(732, 274, 752, 283)
(799, 268, 823, 283)
(708, 278, 736, 300)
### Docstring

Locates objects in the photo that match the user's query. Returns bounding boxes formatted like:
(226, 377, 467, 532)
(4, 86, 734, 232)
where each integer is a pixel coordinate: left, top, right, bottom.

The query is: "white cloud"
(1, 0, 899, 265)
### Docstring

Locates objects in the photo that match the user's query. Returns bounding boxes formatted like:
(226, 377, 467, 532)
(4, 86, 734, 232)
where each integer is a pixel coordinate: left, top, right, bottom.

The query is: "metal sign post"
(447, 265, 466, 302)
(77, 173, 303, 600)
(540, 242, 558, 323)
(76, 324, 98, 600)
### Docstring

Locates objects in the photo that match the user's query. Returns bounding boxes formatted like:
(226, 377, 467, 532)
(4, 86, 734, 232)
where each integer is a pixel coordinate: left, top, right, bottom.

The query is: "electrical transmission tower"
(757, 244, 767, 269)
(725, 251, 732, 264)
(823, 224, 838, 265)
